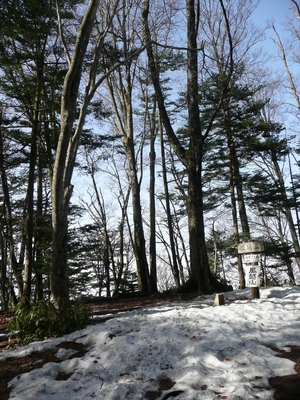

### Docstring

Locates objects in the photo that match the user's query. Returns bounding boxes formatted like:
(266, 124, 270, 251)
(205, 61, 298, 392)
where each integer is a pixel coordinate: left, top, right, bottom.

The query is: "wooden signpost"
(238, 241, 264, 300)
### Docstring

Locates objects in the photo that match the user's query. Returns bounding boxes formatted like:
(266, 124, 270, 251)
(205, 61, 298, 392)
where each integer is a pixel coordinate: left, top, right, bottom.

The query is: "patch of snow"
(2, 286, 300, 399)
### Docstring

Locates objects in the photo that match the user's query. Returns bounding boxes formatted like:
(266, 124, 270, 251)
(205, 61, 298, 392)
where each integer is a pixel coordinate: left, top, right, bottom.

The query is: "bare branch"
(55, 0, 71, 66)
(291, 0, 300, 18)
(271, 23, 300, 109)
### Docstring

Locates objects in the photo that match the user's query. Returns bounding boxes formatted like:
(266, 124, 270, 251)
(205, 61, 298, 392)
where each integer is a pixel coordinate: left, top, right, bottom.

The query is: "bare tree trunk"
(130, 168, 150, 292)
(271, 11, 300, 275)
(113, 166, 131, 296)
(270, 148, 300, 273)
(0, 227, 8, 311)
(51, 0, 100, 310)
(227, 131, 246, 288)
(34, 146, 45, 302)
(21, 103, 39, 306)
(0, 110, 23, 298)
(160, 125, 181, 287)
(114, 188, 131, 295)
(105, 52, 150, 292)
(260, 213, 296, 285)
(185, 0, 212, 292)
(229, 171, 245, 288)
(143, 0, 233, 294)
(89, 165, 112, 297)
(149, 102, 157, 292)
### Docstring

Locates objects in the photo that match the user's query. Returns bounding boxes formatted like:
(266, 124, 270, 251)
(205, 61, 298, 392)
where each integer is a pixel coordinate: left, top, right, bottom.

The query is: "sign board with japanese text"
(244, 264, 260, 287)
(242, 253, 261, 264)
(238, 241, 264, 254)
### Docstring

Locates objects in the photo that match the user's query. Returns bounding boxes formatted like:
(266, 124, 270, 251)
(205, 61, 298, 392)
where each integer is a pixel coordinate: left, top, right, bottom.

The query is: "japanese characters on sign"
(242, 253, 261, 263)
(238, 241, 264, 288)
(237, 241, 264, 254)
(244, 265, 260, 287)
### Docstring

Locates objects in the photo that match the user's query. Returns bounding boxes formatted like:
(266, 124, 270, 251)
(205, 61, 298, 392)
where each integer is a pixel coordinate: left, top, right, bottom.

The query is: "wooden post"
(251, 287, 260, 300)
(238, 240, 264, 301)
(214, 293, 225, 306)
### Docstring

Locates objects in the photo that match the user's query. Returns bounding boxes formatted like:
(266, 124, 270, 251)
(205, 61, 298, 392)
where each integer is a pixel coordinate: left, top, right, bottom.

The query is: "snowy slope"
(1, 286, 300, 400)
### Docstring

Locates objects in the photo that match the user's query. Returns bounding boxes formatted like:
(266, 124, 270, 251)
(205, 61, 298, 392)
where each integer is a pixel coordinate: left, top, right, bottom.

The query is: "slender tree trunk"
(149, 106, 157, 292)
(229, 173, 245, 288)
(185, 0, 230, 293)
(276, 219, 295, 284)
(270, 148, 300, 273)
(233, 154, 250, 238)
(185, 0, 211, 292)
(143, 0, 232, 294)
(227, 131, 246, 288)
(288, 151, 300, 238)
(212, 225, 218, 275)
(90, 169, 112, 297)
(271, 23, 300, 275)
(0, 228, 8, 311)
(103, 242, 111, 297)
(21, 107, 39, 306)
(34, 146, 45, 302)
(0, 111, 23, 297)
(160, 127, 181, 287)
(124, 122, 150, 292)
(114, 187, 131, 296)
(51, 0, 100, 310)
(106, 64, 150, 293)
(0, 110, 8, 310)
(261, 213, 296, 285)
(130, 168, 150, 292)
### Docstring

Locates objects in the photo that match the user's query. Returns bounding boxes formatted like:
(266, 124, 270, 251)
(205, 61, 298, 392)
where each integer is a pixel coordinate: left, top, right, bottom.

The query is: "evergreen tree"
(0, 0, 81, 306)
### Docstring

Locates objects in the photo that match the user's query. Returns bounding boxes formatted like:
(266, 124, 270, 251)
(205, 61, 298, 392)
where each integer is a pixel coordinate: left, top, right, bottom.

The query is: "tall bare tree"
(142, 0, 235, 293)
(100, 0, 152, 292)
(51, 0, 104, 309)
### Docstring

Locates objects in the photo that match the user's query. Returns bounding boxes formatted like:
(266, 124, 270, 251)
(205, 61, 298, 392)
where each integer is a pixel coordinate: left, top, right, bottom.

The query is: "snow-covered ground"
(1, 286, 300, 400)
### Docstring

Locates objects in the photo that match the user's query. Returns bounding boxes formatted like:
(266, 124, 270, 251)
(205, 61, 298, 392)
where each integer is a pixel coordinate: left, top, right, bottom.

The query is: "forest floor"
(0, 292, 299, 400)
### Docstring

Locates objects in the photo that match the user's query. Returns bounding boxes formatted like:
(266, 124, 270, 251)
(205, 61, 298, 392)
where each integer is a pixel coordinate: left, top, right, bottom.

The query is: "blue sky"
(254, 0, 291, 27)
(252, 0, 293, 59)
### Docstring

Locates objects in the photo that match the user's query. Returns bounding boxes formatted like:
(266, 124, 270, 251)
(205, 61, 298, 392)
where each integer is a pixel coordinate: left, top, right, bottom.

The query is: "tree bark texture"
(270, 147, 300, 273)
(105, 46, 150, 292)
(0, 111, 23, 298)
(143, 0, 232, 294)
(227, 130, 246, 288)
(160, 126, 181, 287)
(51, 0, 100, 310)
(125, 144, 151, 292)
(149, 110, 158, 292)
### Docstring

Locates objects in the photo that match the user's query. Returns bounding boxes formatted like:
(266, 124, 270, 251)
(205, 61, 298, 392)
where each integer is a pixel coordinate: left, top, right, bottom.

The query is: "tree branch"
(55, 0, 71, 66)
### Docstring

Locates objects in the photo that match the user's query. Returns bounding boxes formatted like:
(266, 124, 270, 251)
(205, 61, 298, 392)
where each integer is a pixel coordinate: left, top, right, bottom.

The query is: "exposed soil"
(0, 293, 299, 400)
(268, 346, 300, 400)
(0, 293, 197, 400)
